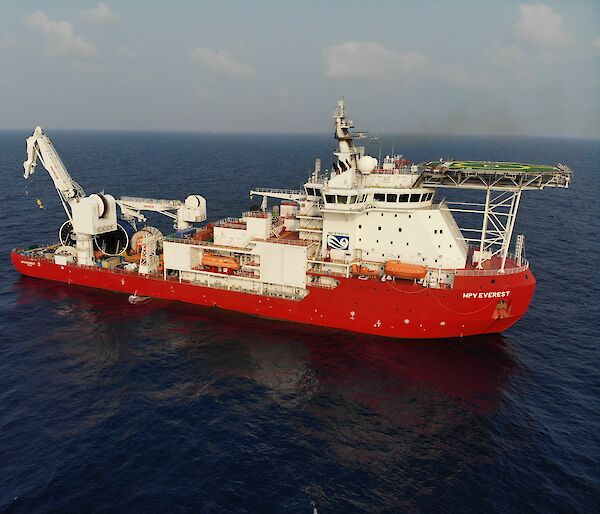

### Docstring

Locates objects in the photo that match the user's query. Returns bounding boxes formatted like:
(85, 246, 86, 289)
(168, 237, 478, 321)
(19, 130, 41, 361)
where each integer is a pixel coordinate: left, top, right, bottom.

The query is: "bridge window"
(374, 193, 386, 201)
(386, 194, 398, 202)
(337, 195, 348, 204)
(350, 195, 358, 203)
(399, 194, 409, 202)
(410, 194, 420, 202)
(325, 195, 335, 203)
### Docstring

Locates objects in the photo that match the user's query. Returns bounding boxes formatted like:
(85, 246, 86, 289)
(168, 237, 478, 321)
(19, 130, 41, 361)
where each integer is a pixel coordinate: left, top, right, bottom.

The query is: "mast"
(332, 98, 360, 173)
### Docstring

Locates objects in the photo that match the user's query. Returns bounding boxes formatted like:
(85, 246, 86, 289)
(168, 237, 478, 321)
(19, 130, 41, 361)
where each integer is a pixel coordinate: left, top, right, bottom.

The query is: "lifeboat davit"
(351, 263, 380, 277)
(201, 253, 240, 270)
(384, 260, 427, 279)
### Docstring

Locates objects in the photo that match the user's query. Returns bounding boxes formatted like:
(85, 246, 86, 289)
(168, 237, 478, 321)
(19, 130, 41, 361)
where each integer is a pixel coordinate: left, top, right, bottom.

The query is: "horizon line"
(0, 127, 597, 141)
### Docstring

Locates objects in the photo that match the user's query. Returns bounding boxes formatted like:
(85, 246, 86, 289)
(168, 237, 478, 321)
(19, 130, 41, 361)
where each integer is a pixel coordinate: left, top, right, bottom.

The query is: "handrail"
(453, 261, 529, 276)
(163, 236, 253, 251)
(243, 211, 271, 219)
(253, 237, 315, 247)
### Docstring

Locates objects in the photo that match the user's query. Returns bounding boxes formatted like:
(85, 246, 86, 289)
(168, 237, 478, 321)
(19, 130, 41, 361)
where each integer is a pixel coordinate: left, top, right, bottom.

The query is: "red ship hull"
(11, 251, 535, 339)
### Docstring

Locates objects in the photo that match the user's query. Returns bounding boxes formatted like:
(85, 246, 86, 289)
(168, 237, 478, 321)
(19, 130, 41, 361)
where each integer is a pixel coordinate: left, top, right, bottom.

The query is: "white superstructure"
(252, 98, 468, 279)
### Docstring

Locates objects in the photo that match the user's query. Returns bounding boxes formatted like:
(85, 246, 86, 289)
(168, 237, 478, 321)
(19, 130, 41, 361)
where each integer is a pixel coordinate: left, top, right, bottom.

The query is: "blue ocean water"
(0, 130, 598, 513)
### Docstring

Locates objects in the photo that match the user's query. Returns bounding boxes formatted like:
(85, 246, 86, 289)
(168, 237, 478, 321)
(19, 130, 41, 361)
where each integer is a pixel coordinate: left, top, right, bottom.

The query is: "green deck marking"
(425, 161, 559, 173)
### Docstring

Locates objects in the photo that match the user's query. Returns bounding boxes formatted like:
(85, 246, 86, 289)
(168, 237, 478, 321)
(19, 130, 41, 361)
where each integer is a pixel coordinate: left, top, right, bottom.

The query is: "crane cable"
(24, 172, 45, 209)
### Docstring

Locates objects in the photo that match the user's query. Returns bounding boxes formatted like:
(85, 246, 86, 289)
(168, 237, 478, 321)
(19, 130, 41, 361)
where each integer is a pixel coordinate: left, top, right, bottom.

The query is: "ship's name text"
(462, 291, 510, 299)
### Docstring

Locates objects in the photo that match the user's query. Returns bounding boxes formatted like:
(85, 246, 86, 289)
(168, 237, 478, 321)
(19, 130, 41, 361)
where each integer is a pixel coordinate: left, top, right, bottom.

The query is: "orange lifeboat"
(201, 253, 240, 270)
(351, 263, 380, 277)
(384, 260, 427, 279)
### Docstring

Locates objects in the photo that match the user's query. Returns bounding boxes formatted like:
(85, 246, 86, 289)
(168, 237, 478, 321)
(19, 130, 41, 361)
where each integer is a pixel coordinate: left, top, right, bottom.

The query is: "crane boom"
(117, 195, 206, 230)
(23, 126, 85, 218)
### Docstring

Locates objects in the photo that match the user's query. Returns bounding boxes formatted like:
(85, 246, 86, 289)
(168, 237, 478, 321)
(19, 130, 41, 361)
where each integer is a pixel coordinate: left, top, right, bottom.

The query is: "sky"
(0, 0, 599, 137)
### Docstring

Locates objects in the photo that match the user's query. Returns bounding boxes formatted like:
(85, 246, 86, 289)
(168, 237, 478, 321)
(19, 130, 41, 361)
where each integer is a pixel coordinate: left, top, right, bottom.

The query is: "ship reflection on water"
(14, 277, 519, 509)
(15, 276, 517, 409)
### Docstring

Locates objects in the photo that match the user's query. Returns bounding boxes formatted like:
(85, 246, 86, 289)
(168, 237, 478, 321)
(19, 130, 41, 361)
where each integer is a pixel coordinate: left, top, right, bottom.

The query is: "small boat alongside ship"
(10, 99, 572, 339)
(128, 291, 151, 305)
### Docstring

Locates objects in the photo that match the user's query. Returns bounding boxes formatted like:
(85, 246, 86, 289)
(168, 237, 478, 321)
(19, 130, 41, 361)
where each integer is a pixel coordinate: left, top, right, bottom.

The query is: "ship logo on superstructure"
(327, 234, 350, 250)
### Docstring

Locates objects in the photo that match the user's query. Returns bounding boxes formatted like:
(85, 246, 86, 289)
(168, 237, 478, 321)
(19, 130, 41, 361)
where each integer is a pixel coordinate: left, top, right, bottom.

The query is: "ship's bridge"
(318, 188, 435, 212)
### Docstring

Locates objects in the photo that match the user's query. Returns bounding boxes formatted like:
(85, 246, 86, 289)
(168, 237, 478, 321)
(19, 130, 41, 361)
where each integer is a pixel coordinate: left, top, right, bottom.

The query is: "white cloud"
(398, 51, 429, 73)
(81, 3, 118, 25)
(439, 63, 469, 85)
(190, 47, 255, 78)
(485, 45, 528, 68)
(24, 11, 97, 58)
(438, 63, 500, 90)
(514, 3, 570, 48)
(325, 42, 394, 79)
(324, 42, 427, 80)
(593, 37, 600, 55)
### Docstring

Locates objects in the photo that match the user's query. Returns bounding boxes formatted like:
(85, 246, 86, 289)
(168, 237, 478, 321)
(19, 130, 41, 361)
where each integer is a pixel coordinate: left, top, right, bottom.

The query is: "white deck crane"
(23, 126, 118, 265)
(117, 195, 207, 231)
(22, 127, 207, 267)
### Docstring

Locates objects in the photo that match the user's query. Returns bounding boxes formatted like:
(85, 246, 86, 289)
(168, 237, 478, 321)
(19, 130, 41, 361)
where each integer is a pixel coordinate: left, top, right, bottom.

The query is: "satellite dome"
(357, 156, 378, 174)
